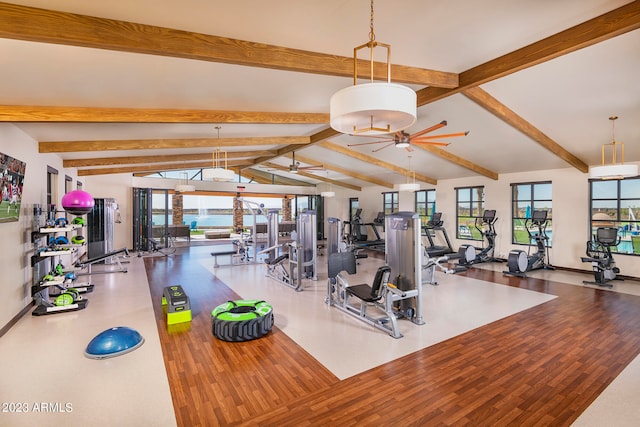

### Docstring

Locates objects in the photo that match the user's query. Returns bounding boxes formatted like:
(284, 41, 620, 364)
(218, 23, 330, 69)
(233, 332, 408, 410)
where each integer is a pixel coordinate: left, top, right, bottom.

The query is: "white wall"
(2, 120, 638, 329)
(325, 167, 639, 278)
(83, 173, 134, 250)
(0, 124, 83, 328)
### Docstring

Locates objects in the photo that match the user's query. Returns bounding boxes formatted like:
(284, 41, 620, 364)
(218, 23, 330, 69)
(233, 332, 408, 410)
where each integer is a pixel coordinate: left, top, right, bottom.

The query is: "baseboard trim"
(0, 301, 34, 338)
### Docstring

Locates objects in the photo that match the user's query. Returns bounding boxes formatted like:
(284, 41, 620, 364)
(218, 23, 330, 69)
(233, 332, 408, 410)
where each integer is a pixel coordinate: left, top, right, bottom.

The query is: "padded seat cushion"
(346, 284, 378, 302)
(266, 254, 289, 266)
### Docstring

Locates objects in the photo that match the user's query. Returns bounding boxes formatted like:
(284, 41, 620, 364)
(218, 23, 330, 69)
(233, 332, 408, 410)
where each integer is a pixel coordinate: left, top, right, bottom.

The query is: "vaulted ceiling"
(1, 1, 639, 190)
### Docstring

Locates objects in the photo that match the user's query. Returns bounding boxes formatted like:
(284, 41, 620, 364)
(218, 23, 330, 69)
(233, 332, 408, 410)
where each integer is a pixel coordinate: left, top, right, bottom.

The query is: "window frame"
(455, 186, 485, 240)
(510, 181, 553, 246)
(588, 177, 640, 256)
(348, 198, 359, 221)
(46, 166, 58, 207)
(415, 189, 436, 224)
(64, 175, 73, 194)
(382, 191, 399, 215)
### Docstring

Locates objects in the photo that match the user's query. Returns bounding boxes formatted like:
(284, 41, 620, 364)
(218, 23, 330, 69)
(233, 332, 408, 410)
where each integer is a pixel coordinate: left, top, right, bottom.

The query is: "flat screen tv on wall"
(0, 152, 26, 223)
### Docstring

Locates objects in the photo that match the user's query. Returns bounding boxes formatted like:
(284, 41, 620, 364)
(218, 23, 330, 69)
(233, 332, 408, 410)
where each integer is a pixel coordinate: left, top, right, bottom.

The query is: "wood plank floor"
(145, 247, 640, 426)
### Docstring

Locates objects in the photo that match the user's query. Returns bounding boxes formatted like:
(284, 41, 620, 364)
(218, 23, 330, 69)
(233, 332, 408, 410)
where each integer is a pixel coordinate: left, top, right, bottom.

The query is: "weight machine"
(259, 210, 317, 291)
(503, 210, 554, 278)
(422, 251, 470, 286)
(326, 212, 424, 338)
(326, 217, 345, 256)
(210, 198, 269, 267)
(580, 227, 623, 288)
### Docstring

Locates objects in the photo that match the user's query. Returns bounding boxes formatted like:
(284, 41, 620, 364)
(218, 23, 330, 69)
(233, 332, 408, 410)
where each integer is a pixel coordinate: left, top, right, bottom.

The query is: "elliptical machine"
(580, 227, 622, 288)
(458, 209, 500, 266)
(503, 210, 554, 277)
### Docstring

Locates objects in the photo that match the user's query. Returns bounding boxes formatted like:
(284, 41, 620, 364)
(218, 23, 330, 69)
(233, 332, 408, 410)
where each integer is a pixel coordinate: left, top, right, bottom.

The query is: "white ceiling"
(1, 0, 639, 187)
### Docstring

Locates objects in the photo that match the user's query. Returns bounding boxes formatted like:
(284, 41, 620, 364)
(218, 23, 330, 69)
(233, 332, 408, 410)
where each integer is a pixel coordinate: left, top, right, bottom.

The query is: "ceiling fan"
(288, 151, 325, 174)
(347, 120, 469, 153)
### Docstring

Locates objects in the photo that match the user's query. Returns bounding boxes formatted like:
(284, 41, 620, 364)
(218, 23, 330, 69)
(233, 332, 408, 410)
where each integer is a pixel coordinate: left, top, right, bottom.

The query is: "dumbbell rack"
(30, 204, 91, 316)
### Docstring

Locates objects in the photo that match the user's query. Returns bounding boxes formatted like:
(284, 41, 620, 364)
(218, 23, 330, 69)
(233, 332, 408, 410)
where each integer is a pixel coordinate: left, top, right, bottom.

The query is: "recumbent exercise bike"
(580, 227, 623, 288)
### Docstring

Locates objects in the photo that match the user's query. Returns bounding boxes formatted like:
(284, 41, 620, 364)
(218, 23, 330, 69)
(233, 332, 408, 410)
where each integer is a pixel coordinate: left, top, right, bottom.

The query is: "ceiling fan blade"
(415, 131, 469, 140)
(409, 120, 447, 139)
(347, 139, 393, 147)
(372, 142, 396, 153)
(405, 146, 414, 152)
(412, 140, 451, 147)
(299, 165, 325, 171)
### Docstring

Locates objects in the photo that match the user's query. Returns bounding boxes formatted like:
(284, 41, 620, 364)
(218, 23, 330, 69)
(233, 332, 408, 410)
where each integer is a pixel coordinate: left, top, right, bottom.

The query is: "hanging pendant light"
(203, 126, 235, 182)
(175, 171, 195, 193)
(329, 0, 416, 136)
(589, 116, 638, 180)
(398, 155, 420, 192)
(320, 171, 335, 197)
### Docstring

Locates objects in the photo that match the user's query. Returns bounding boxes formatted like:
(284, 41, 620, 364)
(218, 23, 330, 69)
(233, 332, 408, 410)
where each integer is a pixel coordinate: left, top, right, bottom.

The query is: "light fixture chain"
(369, 0, 375, 42)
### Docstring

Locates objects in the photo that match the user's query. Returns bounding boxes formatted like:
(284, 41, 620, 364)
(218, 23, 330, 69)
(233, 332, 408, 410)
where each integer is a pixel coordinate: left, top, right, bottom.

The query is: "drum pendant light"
(330, 0, 416, 136)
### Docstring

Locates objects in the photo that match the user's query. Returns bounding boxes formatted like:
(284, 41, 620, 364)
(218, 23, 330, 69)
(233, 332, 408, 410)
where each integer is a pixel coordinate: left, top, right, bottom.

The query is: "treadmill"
(422, 212, 454, 257)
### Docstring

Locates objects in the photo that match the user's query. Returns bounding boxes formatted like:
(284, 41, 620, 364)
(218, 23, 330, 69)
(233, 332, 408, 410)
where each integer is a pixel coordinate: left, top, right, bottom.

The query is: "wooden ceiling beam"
(78, 160, 252, 176)
(0, 2, 458, 88)
(261, 162, 362, 191)
(411, 4, 638, 174)
(462, 87, 588, 173)
(40, 136, 309, 153)
(231, 168, 314, 186)
(63, 150, 275, 167)
(132, 168, 282, 186)
(315, 142, 437, 185)
(236, 174, 272, 186)
(248, 127, 341, 167)
(411, 144, 499, 180)
(279, 153, 393, 189)
(416, 1, 640, 106)
(0, 105, 328, 124)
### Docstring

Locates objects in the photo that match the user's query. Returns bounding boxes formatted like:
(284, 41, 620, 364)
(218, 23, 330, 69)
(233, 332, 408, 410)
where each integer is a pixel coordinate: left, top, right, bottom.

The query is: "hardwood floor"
(145, 247, 640, 426)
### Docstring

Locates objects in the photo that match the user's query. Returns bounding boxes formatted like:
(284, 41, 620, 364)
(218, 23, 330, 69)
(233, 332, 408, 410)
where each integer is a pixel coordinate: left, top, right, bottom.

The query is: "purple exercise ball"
(61, 190, 95, 215)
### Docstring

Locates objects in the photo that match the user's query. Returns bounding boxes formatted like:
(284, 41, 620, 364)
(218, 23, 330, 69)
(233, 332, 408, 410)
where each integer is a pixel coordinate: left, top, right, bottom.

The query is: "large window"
(382, 192, 399, 215)
(456, 186, 484, 240)
(589, 177, 640, 255)
(64, 175, 73, 194)
(415, 189, 435, 224)
(295, 195, 323, 238)
(511, 181, 552, 245)
(46, 166, 58, 207)
(145, 168, 252, 183)
(295, 195, 320, 217)
(349, 198, 359, 221)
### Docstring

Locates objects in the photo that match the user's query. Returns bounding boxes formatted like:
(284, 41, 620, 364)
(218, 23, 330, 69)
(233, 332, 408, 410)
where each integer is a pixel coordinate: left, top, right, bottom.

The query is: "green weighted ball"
(54, 264, 64, 275)
(55, 292, 76, 306)
(71, 235, 85, 244)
